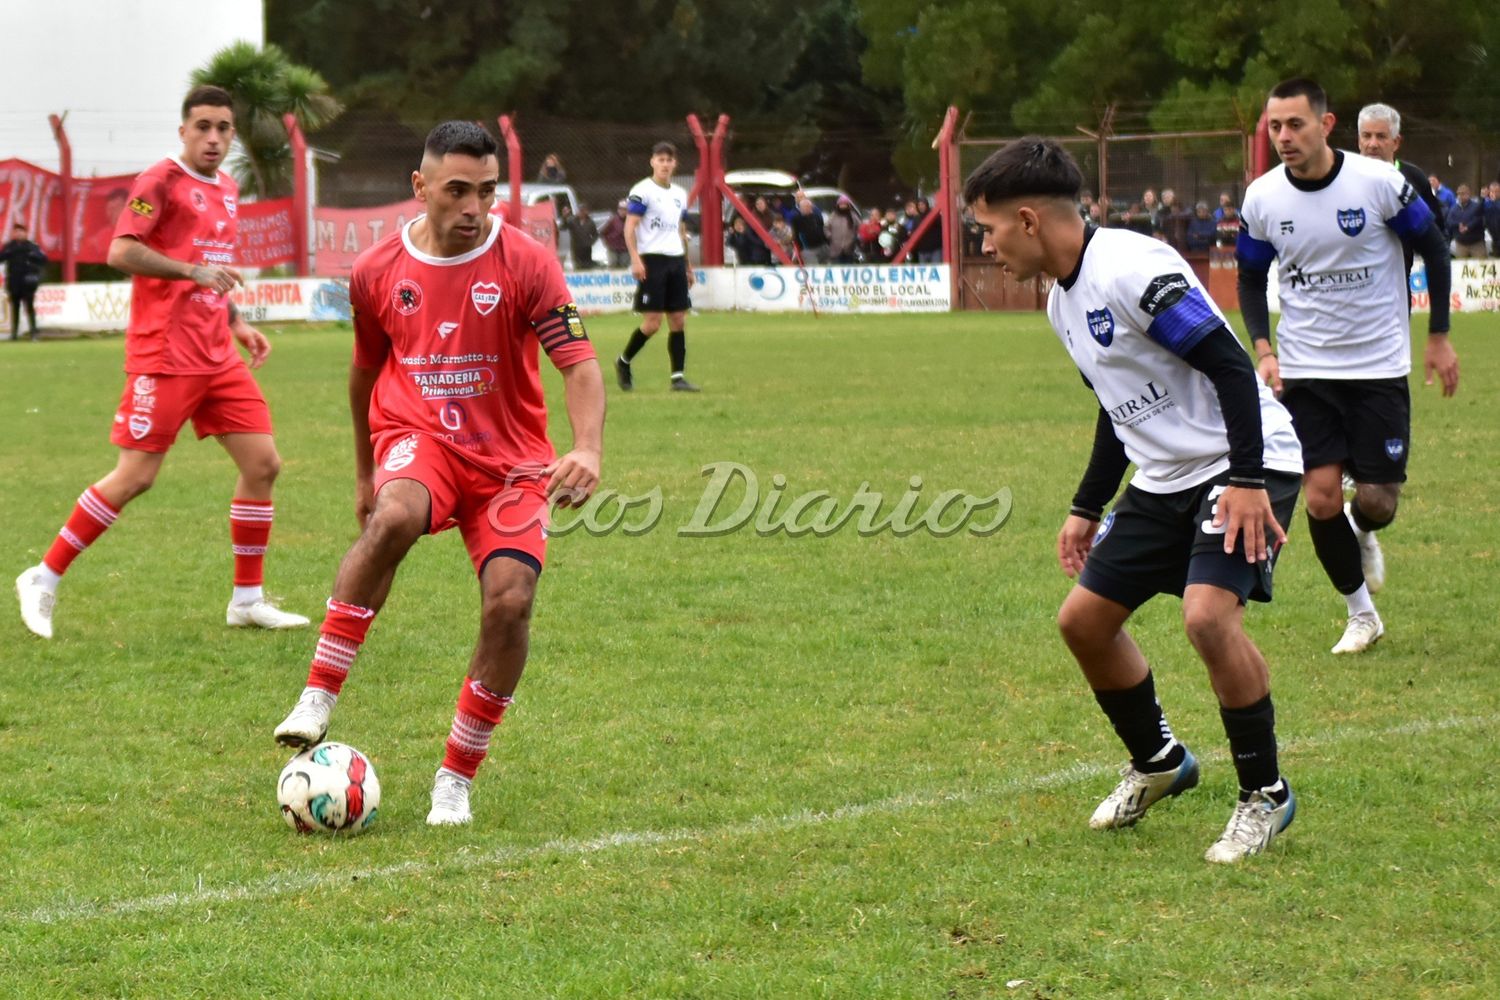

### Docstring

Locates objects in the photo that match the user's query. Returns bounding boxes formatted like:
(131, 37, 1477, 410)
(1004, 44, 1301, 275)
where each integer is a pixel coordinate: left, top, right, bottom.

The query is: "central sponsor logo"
(437, 321, 459, 339)
(1286, 264, 1376, 291)
(439, 401, 466, 431)
(1106, 381, 1172, 424)
(383, 434, 419, 472)
(1086, 307, 1115, 347)
(470, 281, 501, 316)
(128, 414, 152, 440)
(1337, 207, 1366, 237)
(393, 279, 423, 315)
(134, 375, 157, 395)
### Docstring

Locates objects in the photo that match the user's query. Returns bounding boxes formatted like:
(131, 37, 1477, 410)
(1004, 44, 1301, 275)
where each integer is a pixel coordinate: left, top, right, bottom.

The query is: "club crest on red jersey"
(223, 195, 237, 218)
(393, 279, 423, 315)
(471, 281, 502, 316)
(190, 189, 208, 213)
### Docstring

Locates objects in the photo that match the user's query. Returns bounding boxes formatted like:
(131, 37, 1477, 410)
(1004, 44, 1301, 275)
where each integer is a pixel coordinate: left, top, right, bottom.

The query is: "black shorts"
(1078, 470, 1302, 611)
(633, 254, 692, 314)
(1280, 377, 1410, 484)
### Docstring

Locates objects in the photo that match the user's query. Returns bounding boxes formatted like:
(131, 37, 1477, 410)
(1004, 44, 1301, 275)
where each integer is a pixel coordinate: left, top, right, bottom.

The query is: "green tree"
(191, 42, 343, 198)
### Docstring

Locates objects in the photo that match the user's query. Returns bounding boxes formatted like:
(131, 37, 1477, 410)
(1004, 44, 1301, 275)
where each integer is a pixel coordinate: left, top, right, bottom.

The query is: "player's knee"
(362, 503, 424, 556)
(1182, 603, 1235, 652)
(481, 579, 535, 628)
(1057, 599, 1105, 653)
(1352, 488, 1397, 527)
(246, 450, 282, 488)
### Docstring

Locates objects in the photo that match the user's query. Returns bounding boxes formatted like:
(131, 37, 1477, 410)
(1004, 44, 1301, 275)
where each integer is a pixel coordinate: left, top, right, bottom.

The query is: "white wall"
(0, 0, 263, 176)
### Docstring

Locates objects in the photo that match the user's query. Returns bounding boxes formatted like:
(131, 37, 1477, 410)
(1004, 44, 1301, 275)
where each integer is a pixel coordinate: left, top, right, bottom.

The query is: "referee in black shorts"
(617, 141, 699, 392)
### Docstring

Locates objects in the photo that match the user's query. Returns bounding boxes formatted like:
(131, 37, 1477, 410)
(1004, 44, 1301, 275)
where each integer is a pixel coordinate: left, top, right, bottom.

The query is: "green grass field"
(1, 311, 1497, 998)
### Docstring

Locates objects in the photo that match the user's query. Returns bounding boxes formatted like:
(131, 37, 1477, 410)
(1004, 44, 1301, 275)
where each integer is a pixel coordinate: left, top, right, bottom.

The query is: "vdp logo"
(1337, 208, 1365, 237)
(1086, 307, 1115, 347)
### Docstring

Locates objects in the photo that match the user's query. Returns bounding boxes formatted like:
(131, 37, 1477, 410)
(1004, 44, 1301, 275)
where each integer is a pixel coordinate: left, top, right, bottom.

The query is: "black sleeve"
(1405, 219, 1451, 334)
(1070, 405, 1130, 520)
(1182, 326, 1265, 486)
(1237, 265, 1272, 346)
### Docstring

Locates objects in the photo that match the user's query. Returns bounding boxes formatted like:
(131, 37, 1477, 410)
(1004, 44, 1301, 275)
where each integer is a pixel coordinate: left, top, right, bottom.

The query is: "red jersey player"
(273, 121, 606, 826)
(15, 86, 308, 639)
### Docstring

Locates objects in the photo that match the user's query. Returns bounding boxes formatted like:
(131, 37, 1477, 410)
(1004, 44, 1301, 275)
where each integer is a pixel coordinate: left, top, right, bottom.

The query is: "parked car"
(720, 168, 858, 223)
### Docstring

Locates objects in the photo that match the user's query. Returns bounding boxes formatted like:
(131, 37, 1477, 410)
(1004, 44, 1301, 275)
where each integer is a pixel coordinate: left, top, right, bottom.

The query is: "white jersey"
(1048, 228, 1303, 494)
(1238, 149, 1432, 379)
(626, 178, 688, 256)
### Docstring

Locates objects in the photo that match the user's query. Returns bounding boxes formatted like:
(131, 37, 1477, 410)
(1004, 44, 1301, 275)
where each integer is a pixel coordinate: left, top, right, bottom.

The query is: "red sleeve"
(526, 244, 596, 369)
(113, 166, 168, 242)
(349, 269, 390, 369)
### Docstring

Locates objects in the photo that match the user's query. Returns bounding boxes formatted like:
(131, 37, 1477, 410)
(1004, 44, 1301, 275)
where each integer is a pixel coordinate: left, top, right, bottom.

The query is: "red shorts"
(110, 365, 273, 453)
(372, 430, 549, 576)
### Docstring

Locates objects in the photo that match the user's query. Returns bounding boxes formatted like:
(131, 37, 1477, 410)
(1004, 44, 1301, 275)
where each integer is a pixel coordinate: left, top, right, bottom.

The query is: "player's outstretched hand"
(190, 263, 242, 296)
(544, 448, 601, 508)
(1256, 354, 1283, 397)
(1057, 514, 1097, 578)
(1213, 485, 1286, 564)
(231, 321, 271, 368)
(1424, 334, 1459, 397)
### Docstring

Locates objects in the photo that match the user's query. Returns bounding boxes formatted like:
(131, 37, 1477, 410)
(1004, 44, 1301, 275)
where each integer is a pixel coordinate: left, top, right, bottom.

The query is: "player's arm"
(226, 300, 271, 369)
(347, 275, 390, 526)
(550, 360, 605, 508)
(681, 209, 695, 288)
(1234, 220, 1280, 394)
(1182, 328, 1285, 563)
(624, 195, 647, 280)
(1388, 187, 1459, 395)
(107, 236, 242, 295)
(1059, 395, 1129, 579)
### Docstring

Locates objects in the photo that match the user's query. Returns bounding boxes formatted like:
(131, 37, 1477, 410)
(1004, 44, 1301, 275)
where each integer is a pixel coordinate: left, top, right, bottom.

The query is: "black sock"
(1306, 510, 1365, 595)
(1220, 694, 1283, 800)
(621, 328, 650, 363)
(1092, 672, 1183, 772)
(1349, 498, 1394, 534)
(668, 330, 686, 376)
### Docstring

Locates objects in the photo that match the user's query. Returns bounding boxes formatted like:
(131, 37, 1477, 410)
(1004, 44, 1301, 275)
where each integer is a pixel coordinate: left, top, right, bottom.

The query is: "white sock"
(232, 585, 264, 606)
(34, 565, 62, 590)
(1344, 584, 1376, 617)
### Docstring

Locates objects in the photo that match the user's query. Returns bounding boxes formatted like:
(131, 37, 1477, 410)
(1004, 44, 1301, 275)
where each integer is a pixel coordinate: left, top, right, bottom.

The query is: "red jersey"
(113, 157, 240, 374)
(350, 218, 596, 478)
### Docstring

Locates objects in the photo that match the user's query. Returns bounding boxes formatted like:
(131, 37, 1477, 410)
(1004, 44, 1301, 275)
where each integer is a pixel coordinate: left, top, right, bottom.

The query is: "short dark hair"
(182, 85, 234, 121)
(424, 120, 499, 160)
(652, 141, 677, 158)
(962, 138, 1083, 206)
(1269, 77, 1328, 115)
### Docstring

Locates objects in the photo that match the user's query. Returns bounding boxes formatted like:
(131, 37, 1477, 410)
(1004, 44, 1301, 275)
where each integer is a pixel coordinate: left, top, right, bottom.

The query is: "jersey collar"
(401, 215, 502, 265)
(171, 156, 222, 185)
(1058, 224, 1097, 292)
(1283, 148, 1344, 193)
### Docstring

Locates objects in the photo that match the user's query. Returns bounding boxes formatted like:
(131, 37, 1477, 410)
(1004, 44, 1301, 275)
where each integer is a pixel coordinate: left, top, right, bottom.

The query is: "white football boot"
(1205, 783, 1296, 864)
(1331, 611, 1385, 655)
(274, 687, 337, 747)
(1089, 746, 1200, 830)
(227, 600, 311, 629)
(426, 768, 473, 826)
(16, 565, 57, 639)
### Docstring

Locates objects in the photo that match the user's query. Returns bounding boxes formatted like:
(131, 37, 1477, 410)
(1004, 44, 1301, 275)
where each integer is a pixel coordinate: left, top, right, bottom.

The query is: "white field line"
(11, 713, 1494, 927)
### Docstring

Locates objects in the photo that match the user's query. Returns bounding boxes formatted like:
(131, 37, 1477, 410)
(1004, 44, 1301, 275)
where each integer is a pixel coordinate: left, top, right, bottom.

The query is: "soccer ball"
(277, 742, 381, 835)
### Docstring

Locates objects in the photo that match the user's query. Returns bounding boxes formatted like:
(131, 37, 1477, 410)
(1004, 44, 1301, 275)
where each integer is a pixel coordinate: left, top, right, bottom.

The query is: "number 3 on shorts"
(1200, 484, 1228, 536)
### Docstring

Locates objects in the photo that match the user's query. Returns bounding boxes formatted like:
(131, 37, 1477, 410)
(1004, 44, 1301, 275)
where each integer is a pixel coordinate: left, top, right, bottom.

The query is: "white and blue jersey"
(626, 178, 688, 256)
(1048, 228, 1303, 494)
(1237, 149, 1434, 379)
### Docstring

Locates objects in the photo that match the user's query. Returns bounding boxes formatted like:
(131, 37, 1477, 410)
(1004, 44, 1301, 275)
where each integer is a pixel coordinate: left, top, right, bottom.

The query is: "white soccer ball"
(277, 742, 381, 835)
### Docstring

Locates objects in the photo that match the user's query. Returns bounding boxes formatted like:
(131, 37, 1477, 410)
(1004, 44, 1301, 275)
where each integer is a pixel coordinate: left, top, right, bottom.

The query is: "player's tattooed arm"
(108, 236, 242, 294)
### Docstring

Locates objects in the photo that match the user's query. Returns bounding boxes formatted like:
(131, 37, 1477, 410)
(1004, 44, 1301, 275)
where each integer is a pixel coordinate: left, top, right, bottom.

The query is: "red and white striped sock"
(440, 678, 513, 780)
(305, 598, 376, 697)
(230, 498, 274, 594)
(42, 487, 120, 577)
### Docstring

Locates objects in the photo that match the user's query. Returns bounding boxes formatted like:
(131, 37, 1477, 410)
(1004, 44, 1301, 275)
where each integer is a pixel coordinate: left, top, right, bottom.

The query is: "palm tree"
(191, 42, 342, 199)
